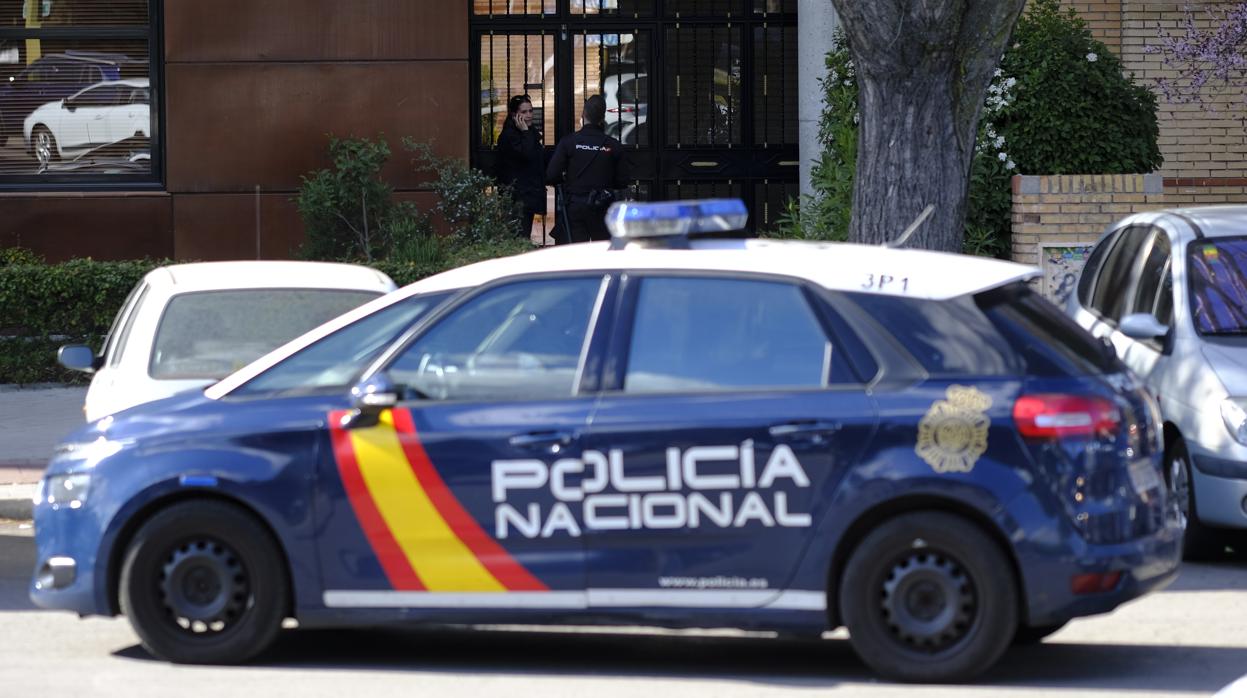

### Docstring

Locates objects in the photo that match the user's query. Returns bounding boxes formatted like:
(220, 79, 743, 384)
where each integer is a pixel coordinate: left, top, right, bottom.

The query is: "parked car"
(0, 51, 127, 139)
(57, 260, 397, 422)
(1067, 205, 1247, 558)
(36, 134, 149, 175)
(32, 200, 1179, 683)
(602, 71, 647, 145)
(24, 78, 149, 167)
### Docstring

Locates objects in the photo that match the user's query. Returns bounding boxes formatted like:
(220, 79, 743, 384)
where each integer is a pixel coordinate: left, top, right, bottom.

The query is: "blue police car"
(30, 200, 1181, 682)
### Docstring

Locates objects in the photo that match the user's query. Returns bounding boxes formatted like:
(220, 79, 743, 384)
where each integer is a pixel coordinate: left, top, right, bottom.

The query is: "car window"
(104, 282, 149, 367)
(389, 277, 605, 402)
(150, 288, 382, 380)
(233, 292, 453, 396)
(1188, 236, 1247, 335)
(1155, 264, 1174, 326)
(1077, 230, 1118, 309)
(131, 87, 149, 104)
(623, 277, 830, 393)
(1091, 226, 1150, 321)
(1131, 227, 1171, 319)
(977, 283, 1120, 376)
(74, 85, 119, 108)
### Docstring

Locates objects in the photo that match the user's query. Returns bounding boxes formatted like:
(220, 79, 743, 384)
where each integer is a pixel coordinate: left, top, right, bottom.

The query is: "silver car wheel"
(33, 129, 55, 167)
(1169, 453, 1190, 531)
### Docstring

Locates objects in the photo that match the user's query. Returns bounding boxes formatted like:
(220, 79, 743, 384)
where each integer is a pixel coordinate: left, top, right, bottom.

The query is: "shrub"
(296, 136, 400, 262)
(996, 0, 1163, 175)
(0, 258, 163, 384)
(403, 138, 521, 246)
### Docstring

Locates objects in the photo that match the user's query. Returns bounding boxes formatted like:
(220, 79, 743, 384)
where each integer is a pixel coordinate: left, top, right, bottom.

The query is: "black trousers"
(514, 210, 537, 240)
(565, 201, 610, 244)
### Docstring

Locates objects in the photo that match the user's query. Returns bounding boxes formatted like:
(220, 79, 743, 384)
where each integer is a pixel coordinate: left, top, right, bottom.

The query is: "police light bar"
(605, 199, 749, 242)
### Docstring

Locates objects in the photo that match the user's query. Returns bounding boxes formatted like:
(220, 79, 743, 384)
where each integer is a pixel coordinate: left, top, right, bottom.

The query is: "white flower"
(998, 152, 1008, 162)
(994, 135, 1005, 148)
(1006, 160, 1016, 170)
(1086, 52, 1098, 62)
(843, 80, 852, 86)
(853, 112, 860, 124)
(1006, 77, 1017, 88)
(994, 68, 1003, 78)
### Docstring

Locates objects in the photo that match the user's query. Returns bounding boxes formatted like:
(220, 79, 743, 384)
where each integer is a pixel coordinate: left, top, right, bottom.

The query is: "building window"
(0, 0, 157, 184)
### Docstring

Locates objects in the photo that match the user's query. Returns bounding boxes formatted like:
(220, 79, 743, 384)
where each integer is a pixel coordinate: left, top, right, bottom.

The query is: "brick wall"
(1011, 174, 1165, 265)
(1012, 173, 1166, 303)
(1061, 1, 1247, 185)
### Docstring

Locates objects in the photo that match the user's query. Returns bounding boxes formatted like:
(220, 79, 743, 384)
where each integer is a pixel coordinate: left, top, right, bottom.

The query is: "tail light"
(1013, 394, 1121, 441)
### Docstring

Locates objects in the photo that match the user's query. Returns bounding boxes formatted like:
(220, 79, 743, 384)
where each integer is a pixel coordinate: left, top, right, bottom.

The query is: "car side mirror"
(57, 344, 100, 373)
(64, 99, 76, 111)
(340, 372, 399, 430)
(1119, 313, 1170, 340)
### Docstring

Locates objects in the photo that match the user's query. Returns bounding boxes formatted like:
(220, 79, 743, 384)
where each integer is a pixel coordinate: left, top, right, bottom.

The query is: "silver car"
(1068, 206, 1247, 557)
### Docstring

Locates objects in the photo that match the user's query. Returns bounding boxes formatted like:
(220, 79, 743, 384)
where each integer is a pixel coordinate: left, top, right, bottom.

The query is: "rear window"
(844, 283, 1116, 377)
(149, 289, 381, 380)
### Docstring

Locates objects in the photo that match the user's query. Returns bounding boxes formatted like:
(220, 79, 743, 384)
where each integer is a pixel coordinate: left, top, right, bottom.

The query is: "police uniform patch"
(916, 385, 993, 474)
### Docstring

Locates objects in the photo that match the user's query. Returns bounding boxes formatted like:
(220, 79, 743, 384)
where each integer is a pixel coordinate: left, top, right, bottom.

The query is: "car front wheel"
(1167, 440, 1223, 560)
(119, 499, 289, 664)
(32, 126, 57, 167)
(838, 511, 1018, 683)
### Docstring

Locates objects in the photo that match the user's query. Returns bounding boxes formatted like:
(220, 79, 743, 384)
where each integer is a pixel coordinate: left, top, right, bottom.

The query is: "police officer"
(546, 95, 628, 243)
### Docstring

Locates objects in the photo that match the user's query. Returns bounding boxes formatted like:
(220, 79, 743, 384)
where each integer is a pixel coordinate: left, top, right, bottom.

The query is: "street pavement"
(0, 385, 87, 519)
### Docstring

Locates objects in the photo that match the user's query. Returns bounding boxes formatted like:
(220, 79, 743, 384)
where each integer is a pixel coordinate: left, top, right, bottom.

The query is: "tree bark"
(829, 0, 1027, 252)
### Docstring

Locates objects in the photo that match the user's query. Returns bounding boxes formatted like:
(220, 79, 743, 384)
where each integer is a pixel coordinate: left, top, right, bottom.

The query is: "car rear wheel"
(1167, 439, 1224, 560)
(119, 499, 288, 664)
(838, 511, 1018, 683)
(32, 127, 57, 167)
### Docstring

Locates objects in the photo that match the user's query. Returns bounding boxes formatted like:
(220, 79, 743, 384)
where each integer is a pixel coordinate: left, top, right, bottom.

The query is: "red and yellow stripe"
(329, 409, 547, 592)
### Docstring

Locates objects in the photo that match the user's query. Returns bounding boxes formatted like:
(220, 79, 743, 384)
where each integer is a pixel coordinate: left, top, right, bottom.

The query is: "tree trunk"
(830, 0, 1027, 252)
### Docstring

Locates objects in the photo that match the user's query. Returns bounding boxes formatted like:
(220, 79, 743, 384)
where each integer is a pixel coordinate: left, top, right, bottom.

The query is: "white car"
(23, 78, 149, 168)
(58, 260, 397, 422)
(1067, 206, 1247, 557)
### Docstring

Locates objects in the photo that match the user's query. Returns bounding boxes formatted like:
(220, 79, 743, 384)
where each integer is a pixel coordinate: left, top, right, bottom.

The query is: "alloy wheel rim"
(34, 132, 51, 166)
(880, 551, 976, 652)
(158, 538, 250, 636)
(1169, 456, 1190, 531)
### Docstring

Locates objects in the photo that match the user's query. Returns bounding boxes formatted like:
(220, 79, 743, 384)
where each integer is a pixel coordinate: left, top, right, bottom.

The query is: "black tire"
(1166, 439, 1225, 561)
(1012, 621, 1066, 645)
(119, 499, 289, 664)
(839, 511, 1018, 683)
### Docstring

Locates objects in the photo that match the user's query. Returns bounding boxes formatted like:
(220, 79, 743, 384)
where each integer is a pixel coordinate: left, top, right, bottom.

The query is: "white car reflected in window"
(22, 78, 149, 168)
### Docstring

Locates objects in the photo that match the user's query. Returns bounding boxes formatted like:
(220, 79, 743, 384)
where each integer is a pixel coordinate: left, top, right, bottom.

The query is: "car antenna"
(885, 204, 935, 249)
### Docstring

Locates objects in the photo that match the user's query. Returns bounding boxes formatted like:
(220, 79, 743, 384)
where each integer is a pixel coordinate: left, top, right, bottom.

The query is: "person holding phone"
(496, 94, 546, 241)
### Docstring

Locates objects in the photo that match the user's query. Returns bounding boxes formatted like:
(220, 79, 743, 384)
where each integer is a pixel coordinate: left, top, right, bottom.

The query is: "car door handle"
(768, 421, 842, 441)
(509, 430, 574, 453)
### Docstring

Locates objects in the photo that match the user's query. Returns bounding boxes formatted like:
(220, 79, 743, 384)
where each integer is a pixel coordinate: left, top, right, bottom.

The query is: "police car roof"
(407, 237, 1038, 301)
(206, 239, 1037, 399)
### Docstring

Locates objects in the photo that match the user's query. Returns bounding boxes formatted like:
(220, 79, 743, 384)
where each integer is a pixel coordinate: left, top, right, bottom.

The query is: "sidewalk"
(0, 386, 88, 519)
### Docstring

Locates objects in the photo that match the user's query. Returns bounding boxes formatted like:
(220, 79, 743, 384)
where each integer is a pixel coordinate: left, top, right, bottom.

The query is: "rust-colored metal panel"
(0, 194, 172, 262)
(165, 0, 467, 62)
(166, 63, 468, 193)
(173, 193, 304, 261)
(172, 191, 444, 261)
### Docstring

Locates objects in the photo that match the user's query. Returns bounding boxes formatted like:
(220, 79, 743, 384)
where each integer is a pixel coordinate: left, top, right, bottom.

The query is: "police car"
(31, 200, 1181, 683)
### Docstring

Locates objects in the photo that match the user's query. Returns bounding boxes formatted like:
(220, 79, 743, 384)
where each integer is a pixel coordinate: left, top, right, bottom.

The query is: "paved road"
(1, 520, 1244, 697)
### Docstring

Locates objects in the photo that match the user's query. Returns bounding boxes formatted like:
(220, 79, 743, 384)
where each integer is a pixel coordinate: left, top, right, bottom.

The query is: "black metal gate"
(471, 0, 798, 239)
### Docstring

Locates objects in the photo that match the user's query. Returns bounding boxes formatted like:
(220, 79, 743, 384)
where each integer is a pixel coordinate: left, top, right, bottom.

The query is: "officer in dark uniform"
(546, 95, 628, 243)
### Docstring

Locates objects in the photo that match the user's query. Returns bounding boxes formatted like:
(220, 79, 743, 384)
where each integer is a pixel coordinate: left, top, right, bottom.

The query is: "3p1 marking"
(862, 273, 909, 292)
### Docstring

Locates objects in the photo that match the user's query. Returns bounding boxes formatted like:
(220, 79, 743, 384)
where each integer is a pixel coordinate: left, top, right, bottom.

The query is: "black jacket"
(546, 123, 627, 195)
(496, 120, 547, 213)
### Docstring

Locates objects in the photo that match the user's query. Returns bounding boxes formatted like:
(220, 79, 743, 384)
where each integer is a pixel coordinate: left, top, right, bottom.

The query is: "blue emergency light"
(605, 198, 749, 244)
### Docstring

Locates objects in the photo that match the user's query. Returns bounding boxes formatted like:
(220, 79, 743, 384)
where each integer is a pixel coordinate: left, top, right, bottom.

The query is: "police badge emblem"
(916, 385, 993, 474)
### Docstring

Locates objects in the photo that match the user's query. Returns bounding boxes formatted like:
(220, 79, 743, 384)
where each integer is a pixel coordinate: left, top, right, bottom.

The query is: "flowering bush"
(993, 0, 1162, 175)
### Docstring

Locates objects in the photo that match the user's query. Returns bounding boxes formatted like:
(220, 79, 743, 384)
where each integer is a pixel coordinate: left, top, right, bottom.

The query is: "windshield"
(149, 289, 382, 380)
(231, 291, 454, 397)
(1188, 236, 1247, 335)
